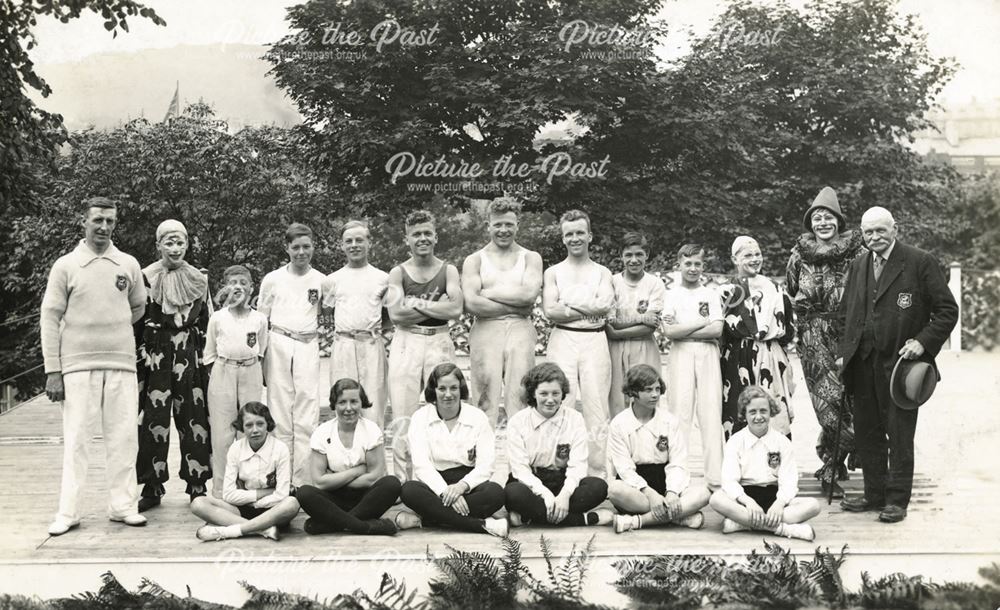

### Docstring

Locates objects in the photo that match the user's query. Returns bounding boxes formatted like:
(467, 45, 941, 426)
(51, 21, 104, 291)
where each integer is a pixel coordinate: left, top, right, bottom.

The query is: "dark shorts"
(743, 485, 779, 512)
(508, 467, 567, 495)
(628, 463, 667, 496)
(238, 504, 268, 520)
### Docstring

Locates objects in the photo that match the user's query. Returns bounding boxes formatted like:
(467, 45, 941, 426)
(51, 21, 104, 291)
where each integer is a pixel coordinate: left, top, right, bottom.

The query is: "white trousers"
(666, 340, 724, 487)
(329, 334, 387, 426)
(208, 359, 263, 496)
(468, 317, 537, 424)
(608, 337, 662, 418)
(265, 332, 320, 487)
(57, 369, 140, 522)
(388, 327, 455, 480)
(546, 328, 612, 476)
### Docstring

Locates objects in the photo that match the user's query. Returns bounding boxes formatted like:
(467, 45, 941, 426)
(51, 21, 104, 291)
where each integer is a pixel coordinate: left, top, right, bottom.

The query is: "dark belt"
(403, 325, 450, 337)
(216, 356, 258, 367)
(554, 324, 604, 333)
(335, 329, 378, 341)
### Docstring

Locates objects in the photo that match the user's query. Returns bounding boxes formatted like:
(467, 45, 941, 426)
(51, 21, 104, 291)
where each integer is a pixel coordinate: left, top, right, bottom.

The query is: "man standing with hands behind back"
(41, 197, 148, 535)
(838, 206, 957, 523)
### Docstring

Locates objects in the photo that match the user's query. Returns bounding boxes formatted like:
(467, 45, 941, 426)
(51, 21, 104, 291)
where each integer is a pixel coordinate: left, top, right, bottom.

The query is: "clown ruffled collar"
(143, 259, 208, 320)
(794, 229, 864, 265)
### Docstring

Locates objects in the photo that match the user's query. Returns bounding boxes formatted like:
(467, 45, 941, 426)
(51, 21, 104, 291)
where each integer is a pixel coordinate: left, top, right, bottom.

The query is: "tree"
(265, 0, 666, 221)
(0, 0, 166, 213)
(0, 105, 334, 396)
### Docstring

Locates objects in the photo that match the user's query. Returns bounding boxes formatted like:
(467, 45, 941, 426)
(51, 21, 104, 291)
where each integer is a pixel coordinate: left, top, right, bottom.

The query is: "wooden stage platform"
(1, 352, 998, 605)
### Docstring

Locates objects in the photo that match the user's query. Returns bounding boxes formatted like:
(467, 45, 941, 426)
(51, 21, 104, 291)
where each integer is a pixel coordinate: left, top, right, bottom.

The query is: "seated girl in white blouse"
(607, 364, 710, 533)
(504, 363, 613, 527)
(396, 363, 508, 536)
(709, 386, 820, 541)
(296, 378, 400, 535)
(189, 402, 300, 541)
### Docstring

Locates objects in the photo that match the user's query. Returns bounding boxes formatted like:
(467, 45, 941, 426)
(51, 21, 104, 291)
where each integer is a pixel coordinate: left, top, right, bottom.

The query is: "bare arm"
(347, 443, 388, 488)
(461, 253, 528, 317)
(542, 267, 584, 323)
(309, 450, 365, 491)
(479, 250, 543, 308)
(411, 264, 464, 320)
(565, 267, 615, 317)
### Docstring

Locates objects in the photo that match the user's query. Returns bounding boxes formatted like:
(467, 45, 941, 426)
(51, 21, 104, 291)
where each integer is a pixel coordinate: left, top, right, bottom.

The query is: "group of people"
(39, 186, 957, 542)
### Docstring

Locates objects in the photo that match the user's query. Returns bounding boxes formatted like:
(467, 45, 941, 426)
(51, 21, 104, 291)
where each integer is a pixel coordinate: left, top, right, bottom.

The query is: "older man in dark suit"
(837, 206, 958, 523)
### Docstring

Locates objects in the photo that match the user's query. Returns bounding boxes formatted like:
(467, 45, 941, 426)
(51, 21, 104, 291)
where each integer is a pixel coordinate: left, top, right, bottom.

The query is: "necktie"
(873, 255, 884, 281)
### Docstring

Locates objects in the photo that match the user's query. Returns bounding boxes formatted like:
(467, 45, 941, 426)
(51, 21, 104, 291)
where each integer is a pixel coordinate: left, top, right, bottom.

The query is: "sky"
(27, 0, 1000, 105)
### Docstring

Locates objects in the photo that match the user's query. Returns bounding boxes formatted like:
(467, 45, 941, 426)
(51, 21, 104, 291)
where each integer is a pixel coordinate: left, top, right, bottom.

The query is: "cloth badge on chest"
(555, 443, 570, 460)
(115, 274, 128, 291)
(897, 293, 912, 310)
(767, 451, 781, 469)
(467, 446, 476, 463)
(266, 470, 277, 489)
(636, 299, 648, 314)
(656, 435, 670, 452)
(246, 332, 257, 348)
(698, 301, 710, 317)
(308, 288, 319, 305)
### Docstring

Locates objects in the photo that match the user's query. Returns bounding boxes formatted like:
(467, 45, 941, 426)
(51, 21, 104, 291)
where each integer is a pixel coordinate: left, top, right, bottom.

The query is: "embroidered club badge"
(767, 451, 781, 469)
(308, 288, 319, 305)
(656, 435, 669, 452)
(115, 274, 128, 291)
(698, 302, 710, 318)
(897, 293, 912, 309)
(246, 332, 257, 348)
(636, 299, 649, 314)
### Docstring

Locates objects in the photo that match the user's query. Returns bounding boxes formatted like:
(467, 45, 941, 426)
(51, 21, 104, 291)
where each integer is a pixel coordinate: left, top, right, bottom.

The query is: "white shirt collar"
(72, 239, 125, 268)
(238, 434, 275, 461)
(528, 406, 564, 429)
(873, 240, 896, 263)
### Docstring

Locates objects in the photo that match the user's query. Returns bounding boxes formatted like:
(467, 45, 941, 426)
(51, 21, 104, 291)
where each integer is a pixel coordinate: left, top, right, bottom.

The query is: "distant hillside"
(30, 44, 302, 131)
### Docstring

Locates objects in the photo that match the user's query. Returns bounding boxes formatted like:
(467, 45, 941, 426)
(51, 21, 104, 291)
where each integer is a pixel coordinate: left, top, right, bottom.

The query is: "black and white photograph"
(2, 0, 999, 607)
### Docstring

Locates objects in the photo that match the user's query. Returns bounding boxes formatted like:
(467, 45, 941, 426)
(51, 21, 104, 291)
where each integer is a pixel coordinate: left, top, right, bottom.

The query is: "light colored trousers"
(388, 327, 455, 480)
(265, 332, 320, 487)
(58, 369, 140, 523)
(666, 340, 724, 487)
(468, 317, 537, 425)
(330, 334, 388, 426)
(608, 336, 662, 418)
(208, 359, 263, 496)
(545, 328, 612, 477)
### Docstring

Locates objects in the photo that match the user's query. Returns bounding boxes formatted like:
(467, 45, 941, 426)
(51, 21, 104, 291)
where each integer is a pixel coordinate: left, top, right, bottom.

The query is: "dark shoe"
(366, 518, 398, 536)
(822, 480, 845, 499)
(840, 496, 884, 512)
(138, 496, 161, 513)
(878, 505, 907, 523)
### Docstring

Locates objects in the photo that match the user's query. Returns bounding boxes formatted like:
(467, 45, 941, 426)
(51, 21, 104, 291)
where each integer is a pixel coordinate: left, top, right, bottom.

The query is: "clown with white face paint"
(719, 236, 796, 439)
(135, 219, 214, 511)
(785, 187, 864, 499)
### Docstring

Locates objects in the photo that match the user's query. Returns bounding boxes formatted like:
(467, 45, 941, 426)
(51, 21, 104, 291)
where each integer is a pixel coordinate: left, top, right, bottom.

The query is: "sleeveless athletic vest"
(401, 263, 449, 327)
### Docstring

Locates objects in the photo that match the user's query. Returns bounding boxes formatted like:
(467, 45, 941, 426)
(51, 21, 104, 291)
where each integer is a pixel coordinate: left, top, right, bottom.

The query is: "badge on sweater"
(897, 293, 912, 309)
(467, 446, 477, 463)
(308, 288, 319, 305)
(246, 332, 257, 348)
(555, 443, 570, 467)
(115, 274, 128, 291)
(698, 301, 710, 318)
(656, 435, 670, 452)
(637, 299, 648, 314)
(767, 451, 781, 469)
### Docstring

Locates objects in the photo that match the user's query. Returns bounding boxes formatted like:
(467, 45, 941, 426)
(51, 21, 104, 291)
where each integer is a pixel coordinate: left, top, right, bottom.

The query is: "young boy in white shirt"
(258, 223, 326, 487)
(204, 265, 269, 497)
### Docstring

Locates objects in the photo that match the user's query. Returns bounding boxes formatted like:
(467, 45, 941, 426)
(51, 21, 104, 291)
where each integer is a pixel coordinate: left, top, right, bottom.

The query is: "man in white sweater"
(41, 197, 148, 535)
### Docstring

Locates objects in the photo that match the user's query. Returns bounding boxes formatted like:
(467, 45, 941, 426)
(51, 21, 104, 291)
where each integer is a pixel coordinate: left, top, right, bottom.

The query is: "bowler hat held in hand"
(890, 358, 939, 410)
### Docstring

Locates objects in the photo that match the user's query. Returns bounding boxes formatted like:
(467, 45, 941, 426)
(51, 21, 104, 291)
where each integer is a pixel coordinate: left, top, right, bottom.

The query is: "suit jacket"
(839, 241, 958, 376)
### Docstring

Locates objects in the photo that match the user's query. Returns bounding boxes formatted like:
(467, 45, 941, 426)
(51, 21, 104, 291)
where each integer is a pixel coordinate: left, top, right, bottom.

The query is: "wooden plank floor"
(1, 352, 998, 567)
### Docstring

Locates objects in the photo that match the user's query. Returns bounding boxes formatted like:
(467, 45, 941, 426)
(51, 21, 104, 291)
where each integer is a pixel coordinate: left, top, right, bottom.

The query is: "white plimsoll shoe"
(677, 511, 705, 530)
(259, 525, 279, 540)
(483, 517, 509, 538)
(48, 518, 80, 536)
(196, 525, 227, 541)
(777, 522, 815, 542)
(722, 518, 749, 534)
(110, 514, 147, 527)
(394, 511, 422, 530)
(613, 514, 640, 534)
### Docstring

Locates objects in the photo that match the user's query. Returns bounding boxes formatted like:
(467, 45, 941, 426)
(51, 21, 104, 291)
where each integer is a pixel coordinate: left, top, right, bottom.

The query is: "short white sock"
(222, 524, 243, 538)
